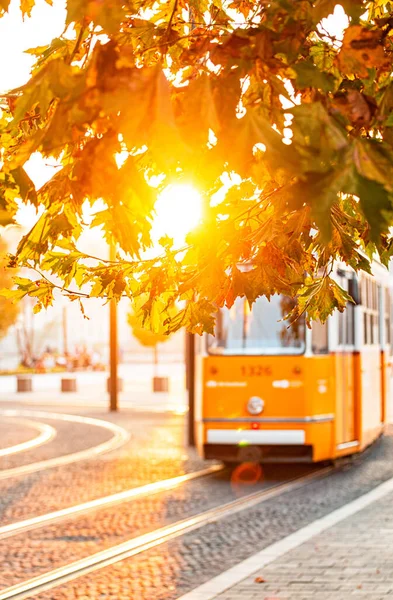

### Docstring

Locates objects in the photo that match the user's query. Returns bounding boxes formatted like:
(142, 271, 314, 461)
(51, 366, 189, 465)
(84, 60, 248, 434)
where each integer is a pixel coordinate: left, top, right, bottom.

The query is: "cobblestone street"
(2, 398, 393, 600)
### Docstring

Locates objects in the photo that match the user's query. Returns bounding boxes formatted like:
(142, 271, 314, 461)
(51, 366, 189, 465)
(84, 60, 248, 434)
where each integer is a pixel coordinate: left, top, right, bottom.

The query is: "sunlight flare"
(151, 184, 202, 247)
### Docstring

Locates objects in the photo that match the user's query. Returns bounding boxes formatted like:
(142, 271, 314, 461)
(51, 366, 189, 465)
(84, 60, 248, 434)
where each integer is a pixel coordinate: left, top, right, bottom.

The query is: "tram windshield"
(207, 295, 305, 355)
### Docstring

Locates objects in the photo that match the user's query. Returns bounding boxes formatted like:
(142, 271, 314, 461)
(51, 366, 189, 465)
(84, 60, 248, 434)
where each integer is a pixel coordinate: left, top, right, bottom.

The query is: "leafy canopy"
(0, 238, 19, 338)
(1, 0, 393, 332)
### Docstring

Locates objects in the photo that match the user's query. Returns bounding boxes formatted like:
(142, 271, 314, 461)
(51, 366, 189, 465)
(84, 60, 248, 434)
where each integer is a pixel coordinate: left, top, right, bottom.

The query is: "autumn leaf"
(298, 276, 354, 323)
(337, 25, 390, 78)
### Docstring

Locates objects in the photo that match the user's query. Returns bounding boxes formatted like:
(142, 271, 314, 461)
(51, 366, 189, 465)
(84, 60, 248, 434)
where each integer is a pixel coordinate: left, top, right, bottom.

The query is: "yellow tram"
(194, 263, 392, 463)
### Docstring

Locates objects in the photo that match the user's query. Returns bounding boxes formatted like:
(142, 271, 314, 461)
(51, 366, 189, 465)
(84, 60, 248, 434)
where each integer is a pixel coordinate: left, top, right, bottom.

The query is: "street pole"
(109, 242, 118, 412)
(185, 332, 196, 446)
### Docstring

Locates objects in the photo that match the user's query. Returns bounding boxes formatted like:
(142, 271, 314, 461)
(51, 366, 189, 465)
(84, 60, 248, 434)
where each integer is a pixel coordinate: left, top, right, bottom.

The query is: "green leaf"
(293, 60, 336, 92)
(353, 174, 393, 242)
(353, 138, 393, 191)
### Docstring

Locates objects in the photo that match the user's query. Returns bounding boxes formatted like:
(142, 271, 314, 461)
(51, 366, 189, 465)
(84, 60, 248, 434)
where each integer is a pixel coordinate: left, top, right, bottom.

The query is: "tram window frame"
(337, 300, 355, 348)
(336, 273, 356, 349)
(362, 276, 380, 346)
(311, 320, 329, 354)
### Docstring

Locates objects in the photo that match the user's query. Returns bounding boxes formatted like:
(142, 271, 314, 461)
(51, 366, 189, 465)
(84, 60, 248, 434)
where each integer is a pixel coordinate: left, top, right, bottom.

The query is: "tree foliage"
(128, 295, 175, 346)
(0, 238, 19, 339)
(1, 0, 393, 332)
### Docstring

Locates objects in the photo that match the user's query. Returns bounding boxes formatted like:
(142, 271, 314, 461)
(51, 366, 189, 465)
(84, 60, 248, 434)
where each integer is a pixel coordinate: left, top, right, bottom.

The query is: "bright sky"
(0, 0, 66, 92)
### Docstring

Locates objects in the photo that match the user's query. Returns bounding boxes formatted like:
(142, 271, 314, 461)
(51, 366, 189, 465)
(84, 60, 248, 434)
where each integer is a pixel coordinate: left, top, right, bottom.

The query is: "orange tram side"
(194, 263, 393, 463)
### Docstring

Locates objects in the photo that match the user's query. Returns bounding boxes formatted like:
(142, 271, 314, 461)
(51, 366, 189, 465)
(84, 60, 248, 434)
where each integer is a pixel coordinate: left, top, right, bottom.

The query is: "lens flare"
(152, 183, 202, 247)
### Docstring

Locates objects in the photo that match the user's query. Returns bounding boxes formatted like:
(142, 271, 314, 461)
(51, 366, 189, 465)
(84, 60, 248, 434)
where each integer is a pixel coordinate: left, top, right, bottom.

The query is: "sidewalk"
(181, 474, 393, 600)
(0, 363, 187, 413)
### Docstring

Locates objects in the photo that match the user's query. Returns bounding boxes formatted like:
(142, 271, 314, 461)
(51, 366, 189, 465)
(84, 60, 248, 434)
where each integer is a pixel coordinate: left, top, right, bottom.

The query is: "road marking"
(0, 419, 56, 458)
(0, 467, 332, 600)
(0, 410, 129, 480)
(176, 471, 393, 600)
(0, 465, 224, 540)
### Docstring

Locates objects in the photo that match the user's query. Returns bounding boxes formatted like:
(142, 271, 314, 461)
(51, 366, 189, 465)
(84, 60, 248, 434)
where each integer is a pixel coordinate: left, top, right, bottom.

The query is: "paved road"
(2, 405, 393, 600)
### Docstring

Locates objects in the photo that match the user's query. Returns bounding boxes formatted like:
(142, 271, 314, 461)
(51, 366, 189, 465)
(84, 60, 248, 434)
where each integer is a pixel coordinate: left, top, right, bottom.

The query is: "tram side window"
(362, 277, 379, 346)
(338, 311, 344, 346)
(385, 289, 391, 346)
(337, 300, 354, 347)
(312, 320, 328, 354)
(346, 300, 355, 345)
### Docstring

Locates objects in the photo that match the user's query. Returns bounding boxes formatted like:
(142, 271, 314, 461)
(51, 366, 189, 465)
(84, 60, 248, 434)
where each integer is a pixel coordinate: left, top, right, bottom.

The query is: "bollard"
(106, 378, 123, 393)
(152, 376, 169, 393)
(61, 377, 77, 392)
(17, 375, 33, 393)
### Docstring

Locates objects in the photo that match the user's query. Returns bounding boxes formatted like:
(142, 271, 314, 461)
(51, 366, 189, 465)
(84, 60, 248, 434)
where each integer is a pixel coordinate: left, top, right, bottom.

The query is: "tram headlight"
(247, 396, 264, 415)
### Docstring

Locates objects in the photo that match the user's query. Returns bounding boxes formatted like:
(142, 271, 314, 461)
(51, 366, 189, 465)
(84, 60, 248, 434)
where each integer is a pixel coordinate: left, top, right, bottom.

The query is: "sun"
(151, 184, 203, 247)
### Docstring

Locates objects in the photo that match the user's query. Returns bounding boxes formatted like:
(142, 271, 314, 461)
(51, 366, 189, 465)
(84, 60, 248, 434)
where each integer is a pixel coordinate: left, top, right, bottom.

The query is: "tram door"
(335, 273, 357, 448)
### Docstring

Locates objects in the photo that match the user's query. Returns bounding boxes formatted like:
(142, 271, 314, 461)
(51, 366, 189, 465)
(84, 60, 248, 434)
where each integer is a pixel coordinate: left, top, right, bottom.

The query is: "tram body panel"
(359, 347, 383, 449)
(194, 266, 392, 463)
(334, 352, 357, 449)
(199, 354, 335, 462)
(380, 349, 390, 426)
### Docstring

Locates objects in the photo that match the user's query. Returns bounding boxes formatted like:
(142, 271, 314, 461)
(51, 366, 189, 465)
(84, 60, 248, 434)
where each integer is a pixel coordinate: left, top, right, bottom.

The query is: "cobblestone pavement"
(3, 405, 393, 600)
(0, 415, 113, 470)
(0, 405, 210, 522)
(0, 418, 38, 450)
(0, 465, 301, 587)
(0, 405, 210, 527)
(211, 487, 393, 600)
(30, 429, 393, 600)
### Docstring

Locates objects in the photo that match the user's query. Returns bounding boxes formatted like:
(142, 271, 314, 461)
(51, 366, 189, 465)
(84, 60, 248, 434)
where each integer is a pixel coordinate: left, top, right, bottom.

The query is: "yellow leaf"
(33, 302, 43, 314)
(20, 0, 34, 17)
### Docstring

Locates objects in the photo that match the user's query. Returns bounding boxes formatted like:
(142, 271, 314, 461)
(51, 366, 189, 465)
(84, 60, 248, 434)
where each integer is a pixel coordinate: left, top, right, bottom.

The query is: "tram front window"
(207, 295, 305, 355)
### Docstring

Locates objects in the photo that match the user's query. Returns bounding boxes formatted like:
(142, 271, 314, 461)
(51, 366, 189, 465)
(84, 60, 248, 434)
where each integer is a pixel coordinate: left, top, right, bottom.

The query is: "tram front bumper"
(203, 442, 314, 463)
(206, 428, 306, 445)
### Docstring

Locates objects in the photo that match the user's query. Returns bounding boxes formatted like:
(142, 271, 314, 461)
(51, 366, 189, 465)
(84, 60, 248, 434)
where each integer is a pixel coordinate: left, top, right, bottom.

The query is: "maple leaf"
(298, 276, 353, 323)
(337, 25, 391, 78)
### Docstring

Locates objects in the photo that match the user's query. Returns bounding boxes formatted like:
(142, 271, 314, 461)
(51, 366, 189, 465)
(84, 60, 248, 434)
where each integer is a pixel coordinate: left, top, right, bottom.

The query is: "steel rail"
(0, 419, 56, 458)
(0, 466, 333, 600)
(0, 410, 130, 480)
(0, 464, 224, 540)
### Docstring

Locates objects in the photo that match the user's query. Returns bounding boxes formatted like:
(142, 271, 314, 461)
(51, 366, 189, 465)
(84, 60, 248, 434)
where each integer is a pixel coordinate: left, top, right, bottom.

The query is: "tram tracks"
(0, 418, 56, 458)
(0, 464, 224, 540)
(0, 465, 333, 600)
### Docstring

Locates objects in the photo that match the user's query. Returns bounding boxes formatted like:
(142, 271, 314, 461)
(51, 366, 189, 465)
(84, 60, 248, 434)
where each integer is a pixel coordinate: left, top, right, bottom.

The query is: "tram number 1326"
(240, 365, 272, 377)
